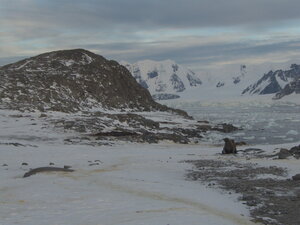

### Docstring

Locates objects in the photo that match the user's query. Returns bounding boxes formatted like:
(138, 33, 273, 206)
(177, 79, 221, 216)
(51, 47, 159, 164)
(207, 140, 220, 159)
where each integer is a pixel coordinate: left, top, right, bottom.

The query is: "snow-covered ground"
(0, 100, 299, 225)
(0, 110, 251, 225)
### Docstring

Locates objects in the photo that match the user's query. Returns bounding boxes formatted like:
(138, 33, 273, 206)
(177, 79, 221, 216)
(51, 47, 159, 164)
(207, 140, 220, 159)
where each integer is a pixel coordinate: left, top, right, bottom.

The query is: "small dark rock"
(214, 123, 239, 133)
(21, 162, 28, 166)
(2, 164, 8, 167)
(292, 174, 300, 181)
(278, 148, 292, 159)
(75, 125, 86, 133)
(64, 165, 72, 169)
(197, 120, 209, 124)
(93, 130, 138, 137)
(290, 145, 300, 158)
(236, 141, 247, 146)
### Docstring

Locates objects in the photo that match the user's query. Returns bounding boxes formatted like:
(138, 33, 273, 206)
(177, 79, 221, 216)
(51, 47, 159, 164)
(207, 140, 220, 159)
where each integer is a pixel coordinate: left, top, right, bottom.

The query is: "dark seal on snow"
(23, 167, 74, 178)
(222, 138, 237, 154)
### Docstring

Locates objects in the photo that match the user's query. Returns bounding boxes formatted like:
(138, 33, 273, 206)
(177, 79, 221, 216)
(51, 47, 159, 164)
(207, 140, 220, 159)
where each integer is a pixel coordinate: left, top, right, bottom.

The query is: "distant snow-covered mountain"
(242, 64, 300, 98)
(121, 60, 202, 99)
(122, 59, 300, 102)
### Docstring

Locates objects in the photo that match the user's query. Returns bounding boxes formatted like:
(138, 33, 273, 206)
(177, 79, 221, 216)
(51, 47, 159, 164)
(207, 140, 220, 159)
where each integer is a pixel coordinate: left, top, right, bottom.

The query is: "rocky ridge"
(242, 64, 300, 98)
(0, 49, 177, 113)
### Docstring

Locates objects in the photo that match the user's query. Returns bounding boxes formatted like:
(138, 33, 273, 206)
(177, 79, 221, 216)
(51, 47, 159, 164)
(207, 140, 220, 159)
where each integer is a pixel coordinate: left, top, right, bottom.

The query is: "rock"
(213, 123, 239, 133)
(278, 148, 292, 159)
(197, 120, 209, 124)
(0, 49, 189, 115)
(236, 141, 247, 146)
(89, 163, 99, 166)
(63, 165, 72, 169)
(222, 138, 237, 154)
(289, 145, 300, 159)
(23, 167, 74, 178)
(292, 174, 300, 181)
(2, 164, 8, 167)
(74, 125, 86, 133)
(112, 113, 159, 129)
(21, 162, 28, 166)
(92, 130, 138, 137)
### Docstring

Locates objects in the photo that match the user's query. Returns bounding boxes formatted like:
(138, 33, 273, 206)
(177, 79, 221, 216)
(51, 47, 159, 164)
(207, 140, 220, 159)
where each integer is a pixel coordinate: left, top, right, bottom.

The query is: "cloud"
(1, 0, 300, 72)
(3, 0, 300, 30)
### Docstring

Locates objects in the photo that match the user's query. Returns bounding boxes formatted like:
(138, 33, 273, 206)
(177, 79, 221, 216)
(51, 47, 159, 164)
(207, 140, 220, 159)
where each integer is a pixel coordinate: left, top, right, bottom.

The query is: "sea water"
(167, 101, 300, 145)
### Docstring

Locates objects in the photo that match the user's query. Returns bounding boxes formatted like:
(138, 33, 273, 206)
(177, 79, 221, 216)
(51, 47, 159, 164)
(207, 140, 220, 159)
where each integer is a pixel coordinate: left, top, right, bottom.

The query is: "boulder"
(278, 148, 292, 159)
(290, 145, 300, 159)
(292, 174, 300, 181)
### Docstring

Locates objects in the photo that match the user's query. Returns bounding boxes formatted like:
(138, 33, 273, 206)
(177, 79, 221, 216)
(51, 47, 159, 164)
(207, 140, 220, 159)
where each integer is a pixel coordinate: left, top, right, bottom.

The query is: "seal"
(23, 167, 74, 178)
(222, 138, 237, 154)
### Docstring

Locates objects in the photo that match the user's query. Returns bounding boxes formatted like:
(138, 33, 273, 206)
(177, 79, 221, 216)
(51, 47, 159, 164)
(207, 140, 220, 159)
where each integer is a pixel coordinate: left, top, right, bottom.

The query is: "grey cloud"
(98, 38, 300, 66)
(3, 0, 300, 30)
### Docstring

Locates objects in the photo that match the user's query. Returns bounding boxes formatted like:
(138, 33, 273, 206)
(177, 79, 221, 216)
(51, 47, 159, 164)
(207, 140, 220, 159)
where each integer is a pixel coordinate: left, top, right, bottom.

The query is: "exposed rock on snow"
(185, 157, 300, 225)
(273, 77, 300, 99)
(0, 49, 179, 113)
(277, 148, 292, 159)
(292, 174, 300, 181)
(47, 111, 238, 144)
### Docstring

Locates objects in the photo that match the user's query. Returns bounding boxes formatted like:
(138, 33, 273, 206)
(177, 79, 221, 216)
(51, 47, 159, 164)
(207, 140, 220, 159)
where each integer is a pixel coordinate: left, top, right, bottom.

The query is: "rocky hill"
(0, 49, 177, 113)
(121, 60, 202, 99)
(242, 64, 300, 97)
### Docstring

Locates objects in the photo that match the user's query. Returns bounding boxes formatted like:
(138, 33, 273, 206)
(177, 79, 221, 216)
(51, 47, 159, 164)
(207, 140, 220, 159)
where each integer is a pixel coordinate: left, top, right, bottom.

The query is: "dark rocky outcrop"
(0, 49, 181, 114)
(292, 174, 300, 181)
(212, 123, 239, 133)
(276, 145, 300, 159)
(278, 148, 292, 159)
(289, 145, 300, 159)
(273, 77, 300, 99)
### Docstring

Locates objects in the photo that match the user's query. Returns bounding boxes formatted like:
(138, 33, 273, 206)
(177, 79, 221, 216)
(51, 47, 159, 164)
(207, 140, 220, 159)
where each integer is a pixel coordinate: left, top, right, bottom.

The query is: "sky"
(2, 0, 300, 74)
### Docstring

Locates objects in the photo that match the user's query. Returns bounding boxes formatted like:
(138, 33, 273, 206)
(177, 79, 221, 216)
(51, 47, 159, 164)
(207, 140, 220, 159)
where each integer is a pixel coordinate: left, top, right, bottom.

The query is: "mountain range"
(123, 60, 300, 100)
(242, 64, 300, 99)
(0, 49, 299, 105)
(121, 60, 202, 100)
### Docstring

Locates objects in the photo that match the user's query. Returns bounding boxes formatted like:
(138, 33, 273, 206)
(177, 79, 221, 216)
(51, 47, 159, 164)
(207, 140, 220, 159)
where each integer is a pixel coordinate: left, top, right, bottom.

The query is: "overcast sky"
(1, 0, 300, 73)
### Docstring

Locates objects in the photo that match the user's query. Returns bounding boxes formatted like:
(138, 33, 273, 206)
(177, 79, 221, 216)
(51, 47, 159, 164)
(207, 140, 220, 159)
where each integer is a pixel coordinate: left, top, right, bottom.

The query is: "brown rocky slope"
(0, 49, 185, 115)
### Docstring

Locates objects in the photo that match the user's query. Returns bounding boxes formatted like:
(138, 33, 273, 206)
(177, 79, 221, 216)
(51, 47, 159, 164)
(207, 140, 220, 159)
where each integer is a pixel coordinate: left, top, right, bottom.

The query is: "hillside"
(0, 49, 169, 112)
